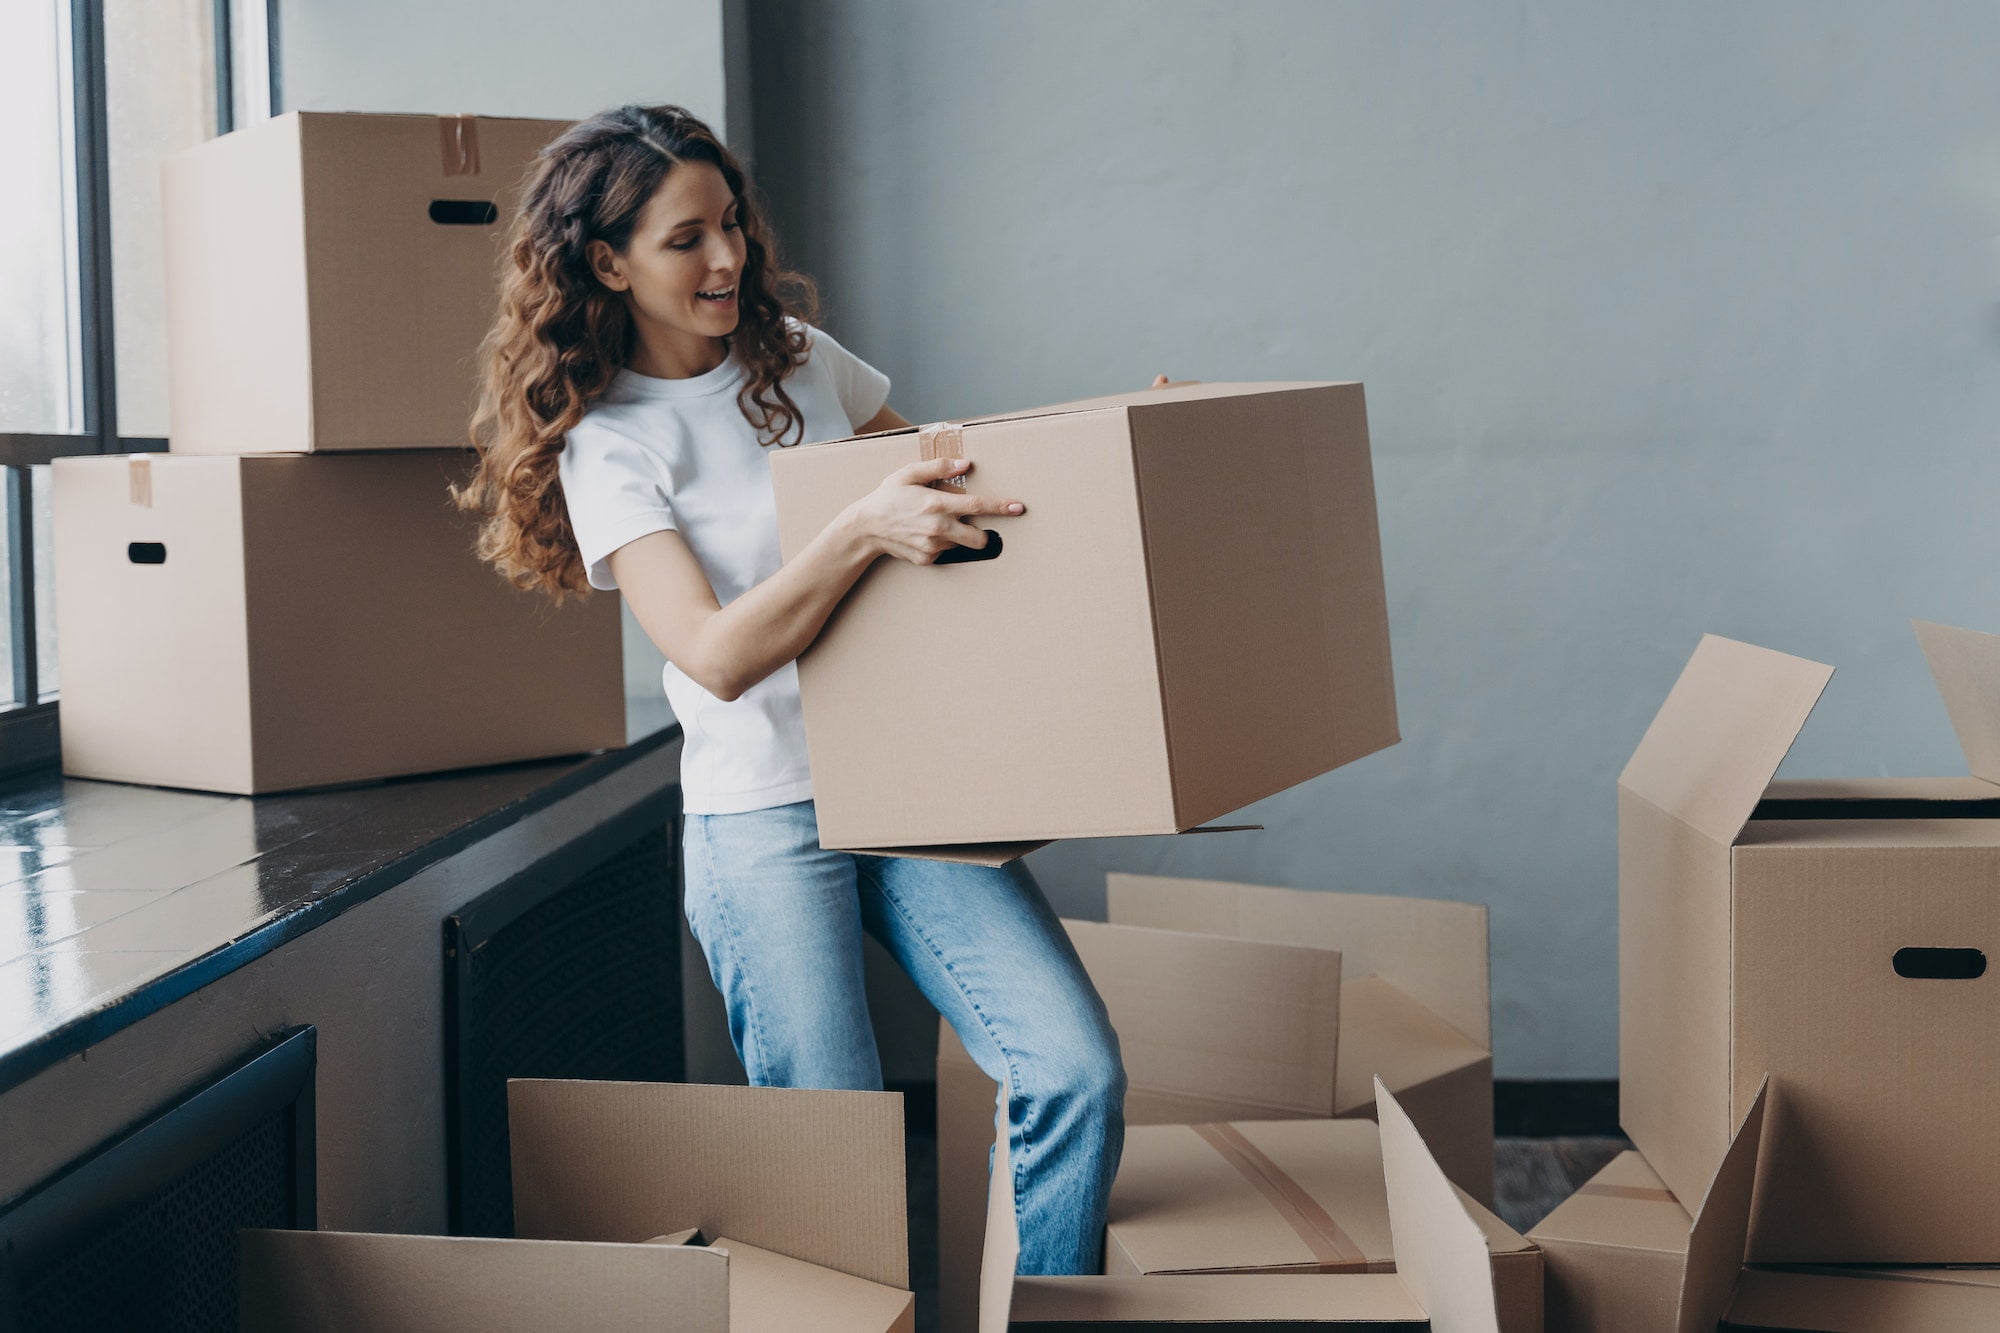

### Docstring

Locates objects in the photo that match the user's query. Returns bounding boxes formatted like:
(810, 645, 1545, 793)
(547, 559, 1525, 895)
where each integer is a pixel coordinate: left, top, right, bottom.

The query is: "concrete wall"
(748, 1, 2000, 1077)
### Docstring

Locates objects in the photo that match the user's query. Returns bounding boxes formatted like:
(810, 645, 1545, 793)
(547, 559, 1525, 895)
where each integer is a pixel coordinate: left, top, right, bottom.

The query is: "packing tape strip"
(918, 421, 966, 489)
(1577, 1182, 1679, 1204)
(1189, 1122, 1370, 1273)
(439, 114, 480, 176)
(128, 455, 152, 508)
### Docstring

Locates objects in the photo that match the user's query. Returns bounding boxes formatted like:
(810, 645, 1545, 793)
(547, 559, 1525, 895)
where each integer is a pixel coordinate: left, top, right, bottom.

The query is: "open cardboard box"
(940, 877, 1496, 1333)
(769, 381, 1398, 861)
(164, 111, 567, 453)
(239, 1082, 913, 1332)
(1620, 620, 2000, 1260)
(988, 1080, 1513, 1331)
(937, 917, 1345, 1332)
(1531, 1078, 2000, 1332)
(1106, 1117, 1539, 1333)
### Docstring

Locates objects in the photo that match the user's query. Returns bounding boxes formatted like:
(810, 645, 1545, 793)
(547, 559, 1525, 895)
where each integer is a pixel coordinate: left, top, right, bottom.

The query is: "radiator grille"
(447, 822, 682, 1236)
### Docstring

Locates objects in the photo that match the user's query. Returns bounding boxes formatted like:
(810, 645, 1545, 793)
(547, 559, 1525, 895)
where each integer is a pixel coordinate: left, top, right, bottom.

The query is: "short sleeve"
(805, 323, 892, 429)
(557, 419, 677, 591)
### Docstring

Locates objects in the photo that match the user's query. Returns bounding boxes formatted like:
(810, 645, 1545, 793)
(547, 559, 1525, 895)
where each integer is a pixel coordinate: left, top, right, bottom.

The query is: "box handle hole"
(1893, 947, 1986, 980)
(128, 542, 166, 565)
(429, 200, 499, 225)
(933, 528, 1003, 565)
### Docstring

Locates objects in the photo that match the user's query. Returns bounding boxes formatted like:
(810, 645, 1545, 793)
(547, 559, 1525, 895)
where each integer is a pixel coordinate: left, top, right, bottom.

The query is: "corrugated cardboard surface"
(54, 454, 623, 794)
(1373, 1079, 1504, 1333)
(165, 112, 565, 453)
(508, 1080, 909, 1289)
(1128, 383, 1397, 828)
(709, 1237, 915, 1333)
(935, 921, 1342, 1333)
(54, 456, 256, 791)
(1107, 873, 1494, 1201)
(238, 1228, 728, 1332)
(769, 381, 1395, 850)
(1106, 1120, 1399, 1276)
(773, 412, 1175, 848)
(1732, 837, 2000, 1260)
(1105, 873, 1490, 1048)
(1730, 1266, 2000, 1333)
(162, 115, 313, 453)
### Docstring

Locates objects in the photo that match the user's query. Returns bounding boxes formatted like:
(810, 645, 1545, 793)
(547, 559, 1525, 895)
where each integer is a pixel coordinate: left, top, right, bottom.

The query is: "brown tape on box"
(127, 455, 151, 507)
(1578, 1182, 1679, 1204)
(439, 114, 481, 175)
(1188, 1122, 1371, 1273)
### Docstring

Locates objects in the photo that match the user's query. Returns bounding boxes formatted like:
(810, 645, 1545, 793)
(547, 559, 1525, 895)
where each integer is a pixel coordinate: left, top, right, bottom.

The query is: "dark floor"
(901, 1129, 1627, 1333)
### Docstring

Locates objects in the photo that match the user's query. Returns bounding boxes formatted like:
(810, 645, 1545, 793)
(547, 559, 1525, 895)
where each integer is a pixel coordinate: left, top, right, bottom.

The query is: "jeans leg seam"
(695, 814, 767, 1084)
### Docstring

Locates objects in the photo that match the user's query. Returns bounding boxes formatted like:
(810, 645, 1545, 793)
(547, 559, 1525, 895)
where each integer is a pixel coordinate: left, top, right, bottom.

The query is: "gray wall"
(750, 1, 2000, 1077)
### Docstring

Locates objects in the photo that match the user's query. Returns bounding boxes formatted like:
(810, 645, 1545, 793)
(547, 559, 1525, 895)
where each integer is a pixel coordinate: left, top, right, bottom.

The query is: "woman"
(456, 104, 1126, 1275)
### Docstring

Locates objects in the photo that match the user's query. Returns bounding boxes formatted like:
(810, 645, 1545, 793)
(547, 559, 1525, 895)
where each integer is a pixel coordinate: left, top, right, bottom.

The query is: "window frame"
(0, 0, 275, 780)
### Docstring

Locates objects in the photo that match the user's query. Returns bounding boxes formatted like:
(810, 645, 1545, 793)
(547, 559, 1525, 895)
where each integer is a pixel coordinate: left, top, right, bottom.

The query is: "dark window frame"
(0, 0, 277, 780)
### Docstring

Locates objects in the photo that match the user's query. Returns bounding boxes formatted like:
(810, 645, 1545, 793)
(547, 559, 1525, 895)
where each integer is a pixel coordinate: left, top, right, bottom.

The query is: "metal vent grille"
(18, 1111, 293, 1333)
(0, 1028, 315, 1333)
(446, 813, 682, 1237)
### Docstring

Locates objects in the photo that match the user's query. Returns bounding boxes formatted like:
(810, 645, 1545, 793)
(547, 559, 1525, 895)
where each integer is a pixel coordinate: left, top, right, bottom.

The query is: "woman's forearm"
(688, 505, 879, 701)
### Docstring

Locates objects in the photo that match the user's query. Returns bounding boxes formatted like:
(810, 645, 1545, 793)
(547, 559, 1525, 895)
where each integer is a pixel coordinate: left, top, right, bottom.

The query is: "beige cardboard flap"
(238, 1229, 727, 1333)
(507, 1080, 907, 1289)
(1376, 1078, 1500, 1333)
(1107, 873, 1491, 1047)
(978, 1071, 1021, 1333)
(1914, 620, 2000, 787)
(1008, 1273, 1428, 1325)
(1730, 1266, 2000, 1332)
(1675, 1076, 1767, 1333)
(1619, 635, 1833, 844)
(1064, 919, 1341, 1116)
(711, 1238, 915, 1333)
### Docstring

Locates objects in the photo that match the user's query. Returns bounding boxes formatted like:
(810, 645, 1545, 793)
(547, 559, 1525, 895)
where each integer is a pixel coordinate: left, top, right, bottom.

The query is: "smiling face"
(586, 159, 747, 376)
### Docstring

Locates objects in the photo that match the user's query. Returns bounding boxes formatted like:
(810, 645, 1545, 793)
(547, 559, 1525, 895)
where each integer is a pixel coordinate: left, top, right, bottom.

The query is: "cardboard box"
(1105, 1118, 1540, 1333)
(241, 1081, 914, 1332)
(769, 381, 1397, 856)
(53, 452, 623, 794)
(1106, 872, 1495, 1204)
(1620, 621, 2000, 1260)
(1530, 1081, 2000, 1332)
(936, 917, 1345, 1333)
(991, 1082, 1515, 1331)
(163, 111, 565, 453)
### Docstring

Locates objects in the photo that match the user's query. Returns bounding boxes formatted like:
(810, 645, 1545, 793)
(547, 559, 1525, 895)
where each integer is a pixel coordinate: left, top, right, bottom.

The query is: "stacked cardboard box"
(938, 874, 1497, 1333)
(1537, 617, 2000, 1328)
(239, 1081, 917, 1332)
(55, 112, 623, 795)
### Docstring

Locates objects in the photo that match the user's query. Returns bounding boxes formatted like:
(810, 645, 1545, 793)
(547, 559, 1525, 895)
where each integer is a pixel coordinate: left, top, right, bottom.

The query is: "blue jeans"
(681, 798, 1125, 1275)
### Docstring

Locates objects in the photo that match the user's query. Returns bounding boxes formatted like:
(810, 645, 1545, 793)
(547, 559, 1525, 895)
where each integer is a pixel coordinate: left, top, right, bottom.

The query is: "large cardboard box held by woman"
(768, 380, 1398, 856)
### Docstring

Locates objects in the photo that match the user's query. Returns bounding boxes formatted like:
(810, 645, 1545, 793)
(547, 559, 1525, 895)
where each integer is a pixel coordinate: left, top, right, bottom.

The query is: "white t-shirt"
(558, 321, 891, 814)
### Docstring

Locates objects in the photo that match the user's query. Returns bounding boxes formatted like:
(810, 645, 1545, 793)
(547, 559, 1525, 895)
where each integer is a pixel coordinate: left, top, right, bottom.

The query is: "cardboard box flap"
(1914, 620, 2000, 788)
(237, 1228, 727, 1333)
(709, 1238, 915, 1333)
(1334, 975, 1491, 1116)
(1375, 1078, 1502, 1333)
(821, 381, 1340, 449)
(1675, 1076, 1767, 1333)
(1106, 873, 1493, 1048)
(1106, 1120, 1395, 1276)
(1525, 1150, 1692, 1255)
(1729, 1266, 2000, 1333)
(1619, 635, 1833, 844)
(506, 1080, 908, 1289)
(1062, 918, 1342, 1117)
(978, 1071, 1022, 1333)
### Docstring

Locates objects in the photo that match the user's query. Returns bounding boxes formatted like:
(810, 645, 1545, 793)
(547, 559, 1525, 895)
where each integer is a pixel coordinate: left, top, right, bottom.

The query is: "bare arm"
(610, 412, 1023, 702)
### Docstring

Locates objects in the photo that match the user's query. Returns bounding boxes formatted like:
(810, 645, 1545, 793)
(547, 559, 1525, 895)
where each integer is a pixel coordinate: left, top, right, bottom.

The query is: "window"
(0, 0, 275, 779)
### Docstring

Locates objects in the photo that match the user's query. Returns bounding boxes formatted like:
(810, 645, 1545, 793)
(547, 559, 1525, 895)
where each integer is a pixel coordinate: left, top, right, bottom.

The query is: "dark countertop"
(0, 702, 681, 1096)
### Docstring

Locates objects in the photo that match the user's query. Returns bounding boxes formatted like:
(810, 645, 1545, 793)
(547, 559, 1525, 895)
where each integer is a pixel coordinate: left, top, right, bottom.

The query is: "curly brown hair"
(456, 104, 819, 600)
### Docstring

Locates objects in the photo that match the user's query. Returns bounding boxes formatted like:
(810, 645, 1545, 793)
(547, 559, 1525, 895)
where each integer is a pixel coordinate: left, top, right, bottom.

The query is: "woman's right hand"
(844, 457, 1026, 566)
